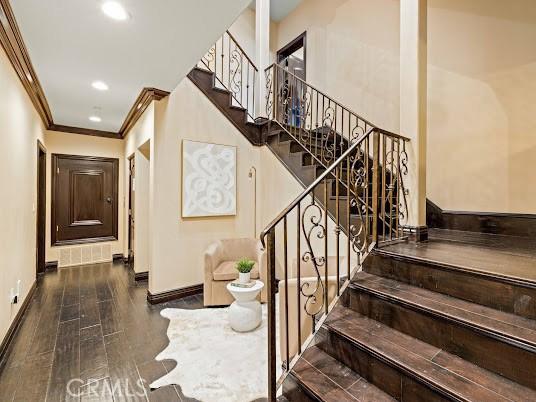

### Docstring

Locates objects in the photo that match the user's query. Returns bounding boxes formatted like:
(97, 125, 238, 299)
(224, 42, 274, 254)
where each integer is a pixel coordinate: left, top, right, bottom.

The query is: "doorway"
(128, 155, 135, 268)
(36, 140, 46, 276)
(277, 31, 306, 80)
(51, 154, 119, 245)
(277, 32, 307, 126)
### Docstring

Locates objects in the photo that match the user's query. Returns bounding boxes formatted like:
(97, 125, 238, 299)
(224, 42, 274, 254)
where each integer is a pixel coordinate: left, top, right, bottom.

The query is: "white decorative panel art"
(182, 140, 237, 218)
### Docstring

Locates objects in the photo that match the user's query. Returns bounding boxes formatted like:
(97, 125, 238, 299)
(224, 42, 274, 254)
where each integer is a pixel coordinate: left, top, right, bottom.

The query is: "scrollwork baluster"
(300, 201, 326, 325)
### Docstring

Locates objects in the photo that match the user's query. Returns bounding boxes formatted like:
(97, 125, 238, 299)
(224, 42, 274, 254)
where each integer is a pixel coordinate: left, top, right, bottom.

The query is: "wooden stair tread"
(324, 305, 536, 402)
(291, 346, 395, 402)
(351, 271, 536, 348)
(429, 228, 536, 259)
(377, 239, 536, 286)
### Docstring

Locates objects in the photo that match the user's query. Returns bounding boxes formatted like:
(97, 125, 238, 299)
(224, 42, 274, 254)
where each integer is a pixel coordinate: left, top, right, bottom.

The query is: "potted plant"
(236, 258, 255, 284)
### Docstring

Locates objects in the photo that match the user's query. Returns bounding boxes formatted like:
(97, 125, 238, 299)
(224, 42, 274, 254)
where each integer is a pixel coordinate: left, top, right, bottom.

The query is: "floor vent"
(57, 243, 114, 267)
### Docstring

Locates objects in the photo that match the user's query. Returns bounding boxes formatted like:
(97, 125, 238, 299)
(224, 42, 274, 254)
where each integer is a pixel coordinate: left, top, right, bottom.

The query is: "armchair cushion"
(213, 261, 260, 281)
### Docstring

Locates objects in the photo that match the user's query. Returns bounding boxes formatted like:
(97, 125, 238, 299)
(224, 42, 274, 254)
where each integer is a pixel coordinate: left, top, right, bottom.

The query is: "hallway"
(0, 262, 202, 402)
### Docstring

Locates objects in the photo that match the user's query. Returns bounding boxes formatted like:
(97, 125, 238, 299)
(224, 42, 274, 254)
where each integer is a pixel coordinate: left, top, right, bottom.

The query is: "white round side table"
(226, 280, 265, 332)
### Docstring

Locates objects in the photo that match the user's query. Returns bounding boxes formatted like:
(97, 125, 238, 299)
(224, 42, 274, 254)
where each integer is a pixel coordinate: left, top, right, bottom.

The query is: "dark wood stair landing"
(380, 230, 536, 282)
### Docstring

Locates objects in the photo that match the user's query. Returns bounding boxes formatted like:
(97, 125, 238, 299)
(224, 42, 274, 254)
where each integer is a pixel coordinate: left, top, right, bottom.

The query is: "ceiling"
(11, 0, 251, 132)
(249, 0, 303, 22)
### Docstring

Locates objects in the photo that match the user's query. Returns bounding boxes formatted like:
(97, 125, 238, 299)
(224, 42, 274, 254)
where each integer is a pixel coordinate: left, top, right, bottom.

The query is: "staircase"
(188, 66, 263, 145)
(191, 32, 536, 401)
(283, 229, 536, 401)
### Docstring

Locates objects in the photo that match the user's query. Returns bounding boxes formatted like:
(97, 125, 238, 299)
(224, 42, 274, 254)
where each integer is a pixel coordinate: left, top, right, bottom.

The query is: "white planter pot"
(238, 272, 251, 284)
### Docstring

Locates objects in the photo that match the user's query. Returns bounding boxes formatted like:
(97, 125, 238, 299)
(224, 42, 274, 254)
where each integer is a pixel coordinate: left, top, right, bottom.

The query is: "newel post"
(266, 228, 277, 401)
(372, 130, 380, 244)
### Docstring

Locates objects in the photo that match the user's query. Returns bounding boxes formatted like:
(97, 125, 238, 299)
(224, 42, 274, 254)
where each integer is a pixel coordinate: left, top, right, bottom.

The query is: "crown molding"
(119, 87, 170, 137)
(0, 0, 169, 140)
(48, 124, 122, 139)
(0, 0, 53, 127)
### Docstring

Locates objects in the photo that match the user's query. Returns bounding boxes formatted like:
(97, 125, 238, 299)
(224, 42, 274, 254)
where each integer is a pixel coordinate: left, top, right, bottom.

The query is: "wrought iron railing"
(261, 74, 411, 398)
(265, 62, 410, 242)
(197, 30, 257, 121)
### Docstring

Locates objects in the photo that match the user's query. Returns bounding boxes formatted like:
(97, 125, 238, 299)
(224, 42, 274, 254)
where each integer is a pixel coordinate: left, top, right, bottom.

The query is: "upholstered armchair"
(278, 256, 351, 362)
(204, 238, 267, 306)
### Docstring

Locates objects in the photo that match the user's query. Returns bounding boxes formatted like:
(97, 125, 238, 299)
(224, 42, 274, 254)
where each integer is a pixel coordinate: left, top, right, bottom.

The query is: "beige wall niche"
(124, 102, 155, 273)
(131, 146, 151, 274)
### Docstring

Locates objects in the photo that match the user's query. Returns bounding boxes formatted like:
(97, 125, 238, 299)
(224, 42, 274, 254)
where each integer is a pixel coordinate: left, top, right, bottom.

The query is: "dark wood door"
(51, 154, 118, 246)
(36, 141, 46, 275)
(128, 156, 135, 266)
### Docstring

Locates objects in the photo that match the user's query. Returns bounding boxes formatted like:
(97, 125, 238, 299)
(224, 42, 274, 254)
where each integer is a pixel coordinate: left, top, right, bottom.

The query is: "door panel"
(52, 154, 118, 245)
(71, 170, 104, 225)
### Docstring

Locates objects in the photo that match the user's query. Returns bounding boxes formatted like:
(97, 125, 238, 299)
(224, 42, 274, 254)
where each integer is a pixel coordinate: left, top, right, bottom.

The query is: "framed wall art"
(181, 140, 237, 218)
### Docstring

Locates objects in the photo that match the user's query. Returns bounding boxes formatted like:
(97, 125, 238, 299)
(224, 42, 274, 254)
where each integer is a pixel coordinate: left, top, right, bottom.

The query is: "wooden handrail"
(226, 30, 258, 71)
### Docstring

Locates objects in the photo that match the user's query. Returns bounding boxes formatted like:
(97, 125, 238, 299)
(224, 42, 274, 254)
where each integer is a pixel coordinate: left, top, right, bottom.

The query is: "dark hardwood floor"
(0, 261, 203, 402)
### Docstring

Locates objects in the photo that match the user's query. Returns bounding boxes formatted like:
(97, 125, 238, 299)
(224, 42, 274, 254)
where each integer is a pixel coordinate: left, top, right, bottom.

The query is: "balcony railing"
(197, 30, 257, 121)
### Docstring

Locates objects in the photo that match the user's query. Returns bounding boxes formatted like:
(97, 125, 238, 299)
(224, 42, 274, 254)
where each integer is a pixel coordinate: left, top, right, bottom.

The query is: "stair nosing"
(290, 346, 396, 402)
(211, 86, 230, 95)
(288, 371, 324, 402)
(348, 280, 536, 354)
(229, 104, 246, 112)
(372, 248, 536, 289)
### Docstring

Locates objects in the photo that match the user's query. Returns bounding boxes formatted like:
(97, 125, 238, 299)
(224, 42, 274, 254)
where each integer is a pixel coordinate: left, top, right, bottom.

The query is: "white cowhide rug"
(150, 302, 281, 402)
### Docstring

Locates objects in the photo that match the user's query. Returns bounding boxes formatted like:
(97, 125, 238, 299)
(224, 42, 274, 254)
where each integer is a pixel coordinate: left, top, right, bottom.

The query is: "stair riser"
(364, 253, 536, 320)
(269, 143, 316, 185)
(314, 327, 450, 402)
(344, 287, 536, 389)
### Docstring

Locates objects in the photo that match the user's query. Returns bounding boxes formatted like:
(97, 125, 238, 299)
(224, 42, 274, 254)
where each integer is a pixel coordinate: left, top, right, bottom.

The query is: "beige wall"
(150, 79, 261, 294)
(147, 77, 353, 294)
(44, 130, 126, 264)
(229, 8, 257, 62)
(275, 0, 401, 132)
(0, 47, 46, 341)
(427, 0, 536, 213)
(229, 7, 279, 66)
(274, 0, 536, 214)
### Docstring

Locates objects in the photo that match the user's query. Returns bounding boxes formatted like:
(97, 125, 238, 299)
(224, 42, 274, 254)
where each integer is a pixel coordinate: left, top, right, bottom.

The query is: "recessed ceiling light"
(101, 1, 129, 21)
(92, 80, 109, 91)
(89, 116, 102, 123)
